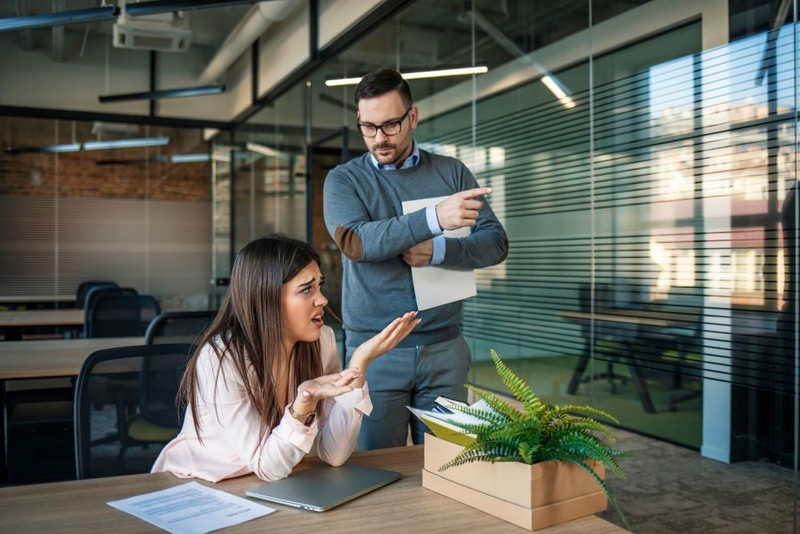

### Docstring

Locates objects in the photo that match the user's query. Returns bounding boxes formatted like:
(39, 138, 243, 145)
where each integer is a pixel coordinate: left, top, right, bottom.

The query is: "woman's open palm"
(350, 311, 420, 368)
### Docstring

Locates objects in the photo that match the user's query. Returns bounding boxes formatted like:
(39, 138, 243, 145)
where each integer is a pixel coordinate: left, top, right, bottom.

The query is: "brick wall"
(0, 117, 210, 201)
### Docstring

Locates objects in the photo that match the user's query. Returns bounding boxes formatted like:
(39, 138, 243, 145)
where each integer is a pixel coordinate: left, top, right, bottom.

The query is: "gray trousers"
(346, 334, 471, 450)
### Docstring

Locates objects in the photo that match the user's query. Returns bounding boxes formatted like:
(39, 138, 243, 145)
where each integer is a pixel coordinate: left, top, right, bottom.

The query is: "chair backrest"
(578, 282, 613, 314)
(145, 310, 217, 345)
(73, 343, 194, 479)
(84, 286, 138, 313)
(85, 294, 162, 338)
(75, 281, 118, 309)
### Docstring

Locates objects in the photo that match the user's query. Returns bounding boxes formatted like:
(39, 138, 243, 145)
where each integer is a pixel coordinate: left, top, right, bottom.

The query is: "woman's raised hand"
(348, 311, 420, 382)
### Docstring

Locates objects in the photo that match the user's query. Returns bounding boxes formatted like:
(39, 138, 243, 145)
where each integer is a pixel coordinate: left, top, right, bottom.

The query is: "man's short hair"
(354, 69, 413, 108)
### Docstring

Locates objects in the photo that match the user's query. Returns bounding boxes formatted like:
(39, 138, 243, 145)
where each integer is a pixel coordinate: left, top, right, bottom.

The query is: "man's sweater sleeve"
(439, 164, 509, 269)
(323, 169, 433, 263)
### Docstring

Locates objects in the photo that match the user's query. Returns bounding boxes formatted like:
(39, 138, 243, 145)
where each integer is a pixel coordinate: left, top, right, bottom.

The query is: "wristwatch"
(289, 402, 317, 426)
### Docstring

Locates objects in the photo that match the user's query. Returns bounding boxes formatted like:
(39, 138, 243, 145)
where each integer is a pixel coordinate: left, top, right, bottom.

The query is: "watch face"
(303, 412, 316, 425)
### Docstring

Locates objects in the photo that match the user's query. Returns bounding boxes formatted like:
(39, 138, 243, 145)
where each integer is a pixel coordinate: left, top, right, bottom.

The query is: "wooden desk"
(0, 309, 85, 341)
(0, 295, 76, 310)
(557, 310, 698, 329)
(0, 337, 145, 481)
(0, 445, 625, 534)
(0, 337, 144, 379)
(558, 309, 700, 414)
(0, 309, 84, 328)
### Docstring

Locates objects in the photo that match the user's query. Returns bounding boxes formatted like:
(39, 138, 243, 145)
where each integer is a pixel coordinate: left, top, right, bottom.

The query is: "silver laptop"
(245, 464, 401, 512)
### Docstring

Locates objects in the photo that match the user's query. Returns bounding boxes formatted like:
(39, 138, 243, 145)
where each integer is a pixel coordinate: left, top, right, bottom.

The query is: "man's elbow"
(497, 237, 510, 264)
(334, 227, 364, 262)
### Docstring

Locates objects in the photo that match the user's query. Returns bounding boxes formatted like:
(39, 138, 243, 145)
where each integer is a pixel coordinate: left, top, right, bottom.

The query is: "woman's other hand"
(292, 367, 363, 415)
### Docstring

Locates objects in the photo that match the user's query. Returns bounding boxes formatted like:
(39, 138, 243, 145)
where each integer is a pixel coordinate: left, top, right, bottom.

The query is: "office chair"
(75, 281, 118, 309)
(84, 286, 138, 314)
(84, 294, 161, 338)
(635, 325, 703, 411)
(144, 310, 217, 345)
(73, 343, 194, 479)
(567, 282, 630, 394)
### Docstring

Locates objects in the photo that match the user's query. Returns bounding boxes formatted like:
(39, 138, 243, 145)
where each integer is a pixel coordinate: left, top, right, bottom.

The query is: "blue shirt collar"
(369, 141, 419, 171)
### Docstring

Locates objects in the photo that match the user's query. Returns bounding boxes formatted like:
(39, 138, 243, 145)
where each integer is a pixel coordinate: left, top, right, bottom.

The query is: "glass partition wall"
(0, 117, 213, 310)
(236, 0, 798, 529)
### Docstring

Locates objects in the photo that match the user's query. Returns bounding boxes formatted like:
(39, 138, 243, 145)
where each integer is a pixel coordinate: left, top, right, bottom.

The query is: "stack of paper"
(408, 397, 492, 447)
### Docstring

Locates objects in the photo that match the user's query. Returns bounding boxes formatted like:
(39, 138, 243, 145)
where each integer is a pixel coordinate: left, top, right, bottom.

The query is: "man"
(323, 68, 508, 450)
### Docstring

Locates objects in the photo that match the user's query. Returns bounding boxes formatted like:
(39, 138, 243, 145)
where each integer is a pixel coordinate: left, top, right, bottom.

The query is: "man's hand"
(435, 187, 492, 231)
(402, 240, 433, 267)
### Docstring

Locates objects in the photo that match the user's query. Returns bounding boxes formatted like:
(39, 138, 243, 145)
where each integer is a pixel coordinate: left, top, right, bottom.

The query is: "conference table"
(0, 337, 144, 480)
(0, 445, 625, 533)
(0, 308, 85, 340)
(558, 308, 700, 414)
(0, 295, 75, 306)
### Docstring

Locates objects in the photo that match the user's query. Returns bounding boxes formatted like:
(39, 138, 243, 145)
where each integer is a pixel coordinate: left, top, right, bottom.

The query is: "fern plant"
(439, 350, 629, 528)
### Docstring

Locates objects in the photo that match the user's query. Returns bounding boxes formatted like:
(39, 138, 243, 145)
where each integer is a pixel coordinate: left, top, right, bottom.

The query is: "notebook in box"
(245, 464, 401, 512)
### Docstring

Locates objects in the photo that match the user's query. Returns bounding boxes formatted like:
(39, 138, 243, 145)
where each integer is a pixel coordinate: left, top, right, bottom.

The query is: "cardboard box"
(422, 434, 608, 530)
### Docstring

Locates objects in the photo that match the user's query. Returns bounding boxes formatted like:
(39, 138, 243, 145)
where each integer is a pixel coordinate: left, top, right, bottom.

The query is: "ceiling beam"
(0, 6, 117, 32)
(123, 0, 263, 17)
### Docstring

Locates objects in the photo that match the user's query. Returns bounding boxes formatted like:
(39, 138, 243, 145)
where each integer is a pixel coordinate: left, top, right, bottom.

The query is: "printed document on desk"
(402, 196, 476, 311)
(108, 481, 275, 534)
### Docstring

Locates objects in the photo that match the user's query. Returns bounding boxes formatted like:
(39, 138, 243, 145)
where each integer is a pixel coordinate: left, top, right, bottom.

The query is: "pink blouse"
(151, 326, 372, 483)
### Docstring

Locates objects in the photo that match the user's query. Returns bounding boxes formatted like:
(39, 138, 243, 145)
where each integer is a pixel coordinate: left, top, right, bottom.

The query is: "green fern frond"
(558, 404, 621, 425)
(463, 383, 523, 421)
(489, 350, 540, 414)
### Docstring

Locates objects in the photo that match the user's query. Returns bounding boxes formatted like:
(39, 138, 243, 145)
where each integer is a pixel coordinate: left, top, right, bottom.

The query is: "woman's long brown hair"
(181, 235, 324, 444)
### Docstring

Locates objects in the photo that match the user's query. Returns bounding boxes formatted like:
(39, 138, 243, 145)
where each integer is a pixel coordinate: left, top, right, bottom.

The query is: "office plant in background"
(439, 350, 629, 528)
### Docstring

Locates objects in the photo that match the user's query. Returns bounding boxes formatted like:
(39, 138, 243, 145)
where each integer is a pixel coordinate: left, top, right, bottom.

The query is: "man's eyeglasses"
(357, 107, 412, 138)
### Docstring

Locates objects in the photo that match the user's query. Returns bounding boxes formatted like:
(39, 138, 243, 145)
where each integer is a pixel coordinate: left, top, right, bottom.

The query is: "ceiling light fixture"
(246, 142, 281, 158)
(325, 66, 489, 87)
(171, 153, 210, 163)
(83, 136, 171, 151)
(540, 76, 576, 109)
(95, 153, 209, 165)
(463, 8, 576, 109)
(98, 84, 226, 103)
(6, 143, 82, 155)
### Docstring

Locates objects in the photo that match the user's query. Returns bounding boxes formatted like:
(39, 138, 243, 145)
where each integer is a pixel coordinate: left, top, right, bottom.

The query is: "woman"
(152, 235, 420, 482)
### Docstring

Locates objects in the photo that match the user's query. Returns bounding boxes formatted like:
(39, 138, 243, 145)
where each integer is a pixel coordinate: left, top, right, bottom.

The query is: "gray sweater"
(323, 149, 508, 347)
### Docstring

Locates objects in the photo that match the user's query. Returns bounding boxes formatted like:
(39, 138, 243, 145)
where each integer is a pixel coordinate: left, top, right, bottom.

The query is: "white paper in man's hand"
(402, 196, 477, 311)
(107, 481, 275, 534)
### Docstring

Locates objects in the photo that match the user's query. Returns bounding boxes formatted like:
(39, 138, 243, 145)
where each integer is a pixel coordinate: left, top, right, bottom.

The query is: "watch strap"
(289, 401, 317, 426)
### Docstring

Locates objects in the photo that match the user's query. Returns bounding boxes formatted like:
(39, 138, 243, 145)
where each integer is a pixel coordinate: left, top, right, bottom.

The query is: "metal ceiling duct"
(197, 0, 295, 85)
(0, 0, 261, 33)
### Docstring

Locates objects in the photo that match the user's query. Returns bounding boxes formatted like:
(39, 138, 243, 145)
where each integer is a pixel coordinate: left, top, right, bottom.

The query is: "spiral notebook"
(245, 464, 401, 512)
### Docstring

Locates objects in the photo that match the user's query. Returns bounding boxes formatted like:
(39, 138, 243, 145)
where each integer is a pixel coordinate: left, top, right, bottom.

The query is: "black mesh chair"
(75, 281, 118, 309)
(84, 294, 161, 338)
(73, 343, 194, 479)
(144, 310, 217, 345)
(84, 286, 138, 314)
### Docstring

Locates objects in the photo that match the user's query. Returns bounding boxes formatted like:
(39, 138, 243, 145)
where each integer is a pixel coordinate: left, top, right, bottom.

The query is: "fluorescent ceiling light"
(540, 76, 576, 109)
(7, 143, 81, 154)
(98, 84, 226, 103)
(325, 66, 489, 87)
(83, 136, 170, 151)
(246, 142, 281, 158)
(171, 153, 210, 163)
(95, 153, 210, 165)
